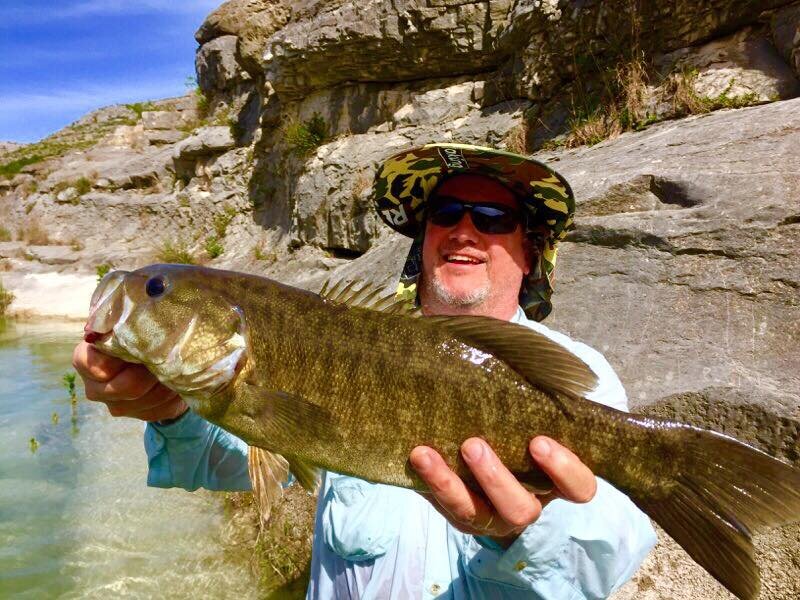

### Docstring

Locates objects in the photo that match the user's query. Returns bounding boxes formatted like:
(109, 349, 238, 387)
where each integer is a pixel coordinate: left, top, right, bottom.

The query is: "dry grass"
(503, 122, 529, 155)
(562, 54, 762, 149)
(253, 243, 277, 262)
(351, 172, 372, 202)
(19, 218, 52, 245)
(564, 56, 654, 148)
(663, 68, 711, 116)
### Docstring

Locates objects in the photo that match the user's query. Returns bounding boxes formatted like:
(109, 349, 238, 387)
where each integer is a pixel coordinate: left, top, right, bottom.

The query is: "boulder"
(24, 245, 80, 265)
(195, 0, 290, 73)
(173, 126, 236, 160)
(196, 35, 245, 93)
(146, 130, 188, 145)
(141, 110, 195, 131)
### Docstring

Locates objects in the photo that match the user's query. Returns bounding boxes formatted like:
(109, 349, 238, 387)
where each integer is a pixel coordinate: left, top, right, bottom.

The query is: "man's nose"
(447, 211, 480, 242)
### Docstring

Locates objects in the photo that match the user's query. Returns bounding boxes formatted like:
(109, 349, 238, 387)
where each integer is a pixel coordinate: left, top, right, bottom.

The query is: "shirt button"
(430, 583, 442, 594)
(515, 560, 527, 571)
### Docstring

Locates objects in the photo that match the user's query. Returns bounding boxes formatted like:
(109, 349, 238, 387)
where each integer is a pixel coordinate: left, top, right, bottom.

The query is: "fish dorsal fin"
(319, 277, 419, 316)
(427, 315, 598, 399)
(247, 447, 290, 529)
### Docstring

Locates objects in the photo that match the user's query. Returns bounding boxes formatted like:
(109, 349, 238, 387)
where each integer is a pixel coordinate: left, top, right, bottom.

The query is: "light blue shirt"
(145, 308, 656, 599)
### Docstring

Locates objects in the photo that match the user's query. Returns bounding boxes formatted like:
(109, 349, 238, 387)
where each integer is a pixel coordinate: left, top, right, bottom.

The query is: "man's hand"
(409, 436, 597, 547)
(72, 341, 187, 422)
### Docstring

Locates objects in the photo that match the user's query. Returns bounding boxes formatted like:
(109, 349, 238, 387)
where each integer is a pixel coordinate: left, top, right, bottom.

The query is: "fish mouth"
(83, 329, 111, 345)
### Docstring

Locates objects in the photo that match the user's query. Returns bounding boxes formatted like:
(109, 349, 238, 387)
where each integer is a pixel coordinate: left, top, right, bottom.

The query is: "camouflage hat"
(372, 143, 575, 321)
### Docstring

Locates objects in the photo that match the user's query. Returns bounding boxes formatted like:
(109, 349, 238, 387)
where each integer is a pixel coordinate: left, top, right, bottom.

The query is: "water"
(0, 320, 257, 598)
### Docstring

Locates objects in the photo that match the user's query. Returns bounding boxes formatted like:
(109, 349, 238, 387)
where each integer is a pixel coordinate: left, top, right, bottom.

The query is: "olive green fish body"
(85, 264, 800, 600)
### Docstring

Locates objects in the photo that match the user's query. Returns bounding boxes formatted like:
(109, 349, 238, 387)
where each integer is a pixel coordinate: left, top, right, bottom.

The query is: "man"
(73, 143, 656, 599)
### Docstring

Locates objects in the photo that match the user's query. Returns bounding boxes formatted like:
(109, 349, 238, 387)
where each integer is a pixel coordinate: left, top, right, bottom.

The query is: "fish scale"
(85, 263, 800, 600)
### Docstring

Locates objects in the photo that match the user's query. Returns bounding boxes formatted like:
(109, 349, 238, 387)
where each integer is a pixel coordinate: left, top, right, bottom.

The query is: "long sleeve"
(144, 409, 251, 491)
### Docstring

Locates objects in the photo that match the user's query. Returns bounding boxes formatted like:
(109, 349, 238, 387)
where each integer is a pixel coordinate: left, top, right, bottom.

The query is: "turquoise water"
(0, 320, 257, 598)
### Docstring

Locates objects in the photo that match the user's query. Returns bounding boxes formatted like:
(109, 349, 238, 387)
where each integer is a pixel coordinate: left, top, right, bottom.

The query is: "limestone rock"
(55, 187, 79, 204)
(0, 242, 24, 259)
(196, 35, 245, 93)
(24, 245, 80, 265)
(141, 110, 196, 131)
(658, 26, 800, 102)
(173, 126, 236, 160)
(196, 0, 290, 73)
(0, 141, 23, 156)
(263, 0, 514, 99)
(772, 2, 800, 77)
(493, 0, 796, 103)
(145, 130, 188, 145)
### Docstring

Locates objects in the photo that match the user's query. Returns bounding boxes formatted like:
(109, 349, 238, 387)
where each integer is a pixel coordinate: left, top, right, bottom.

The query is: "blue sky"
(0, 0, 220, 143)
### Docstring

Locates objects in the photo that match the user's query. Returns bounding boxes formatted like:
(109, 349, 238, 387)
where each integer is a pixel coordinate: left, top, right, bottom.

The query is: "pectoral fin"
(236, 384, 335, 494)
(240, 384, 338, 443)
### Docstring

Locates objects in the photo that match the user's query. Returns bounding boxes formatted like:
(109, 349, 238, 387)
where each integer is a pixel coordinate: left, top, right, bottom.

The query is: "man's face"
(420, 174, 530, 319)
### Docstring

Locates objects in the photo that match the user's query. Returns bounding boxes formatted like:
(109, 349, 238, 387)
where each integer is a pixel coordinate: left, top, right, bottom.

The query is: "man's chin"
(429, 277, 490, 308)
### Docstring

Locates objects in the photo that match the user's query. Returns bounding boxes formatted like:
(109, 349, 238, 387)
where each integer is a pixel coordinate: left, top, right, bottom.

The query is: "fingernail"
(462, 439, 484, 463)
(413, 449, 432, 471)
(531, 438, 551, 459)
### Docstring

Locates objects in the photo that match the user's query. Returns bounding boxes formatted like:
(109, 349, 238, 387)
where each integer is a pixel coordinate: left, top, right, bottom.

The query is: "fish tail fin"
(633, 428, 800, 600)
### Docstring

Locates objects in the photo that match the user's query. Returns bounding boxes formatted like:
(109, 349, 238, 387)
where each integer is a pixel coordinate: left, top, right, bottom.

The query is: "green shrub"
(254, 244, 277, 262)
(195, 88, 210, 120)
(205, 236, 224, 259)
(0, 155, 43, 179)
(0, 227, 11, 242)
(156, 240, 195, 264)
(213, 205, 237, 238)
(74, 176, 92, 196)
(125, 101, 157, 120)
(0, 279, 14, 316)
(285, 113, 328, 156)
(95, 263, 112, 282)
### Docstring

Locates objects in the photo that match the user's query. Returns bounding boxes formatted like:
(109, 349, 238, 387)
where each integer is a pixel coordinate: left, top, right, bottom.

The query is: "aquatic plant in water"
(63, 372, 77, 400)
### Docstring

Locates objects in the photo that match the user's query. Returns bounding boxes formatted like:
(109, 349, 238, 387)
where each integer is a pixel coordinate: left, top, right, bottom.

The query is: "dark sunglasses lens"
(471, 205, 519, 234)
(429, 202, 465, 227)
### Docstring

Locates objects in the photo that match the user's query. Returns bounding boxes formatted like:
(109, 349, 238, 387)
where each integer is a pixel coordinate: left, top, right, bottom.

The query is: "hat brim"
(373, 143, 575, 242)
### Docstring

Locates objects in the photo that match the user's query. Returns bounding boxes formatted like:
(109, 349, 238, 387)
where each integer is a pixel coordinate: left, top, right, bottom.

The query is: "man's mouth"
(444, 253, 484, 265)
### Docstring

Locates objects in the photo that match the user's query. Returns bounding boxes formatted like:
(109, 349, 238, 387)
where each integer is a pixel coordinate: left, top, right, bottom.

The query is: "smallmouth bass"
(84, 264, 800, 600)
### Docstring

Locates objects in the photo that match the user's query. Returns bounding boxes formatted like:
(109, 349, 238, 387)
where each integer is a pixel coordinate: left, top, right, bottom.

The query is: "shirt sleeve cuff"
(144, 410, 251, 491)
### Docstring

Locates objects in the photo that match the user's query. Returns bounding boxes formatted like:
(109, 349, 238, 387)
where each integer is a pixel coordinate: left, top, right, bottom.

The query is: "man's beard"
(423, 272, 490, 308)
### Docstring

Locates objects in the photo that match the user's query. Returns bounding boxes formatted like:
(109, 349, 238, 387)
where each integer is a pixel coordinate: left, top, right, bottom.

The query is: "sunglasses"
(427, 197, 524, 235)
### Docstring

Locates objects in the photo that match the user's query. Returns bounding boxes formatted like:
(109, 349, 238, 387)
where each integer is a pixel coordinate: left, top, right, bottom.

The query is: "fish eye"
(145, 276, 167, 298)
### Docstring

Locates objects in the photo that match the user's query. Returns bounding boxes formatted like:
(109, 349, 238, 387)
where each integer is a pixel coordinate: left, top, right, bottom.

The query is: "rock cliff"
(1, 1, 799, 597)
